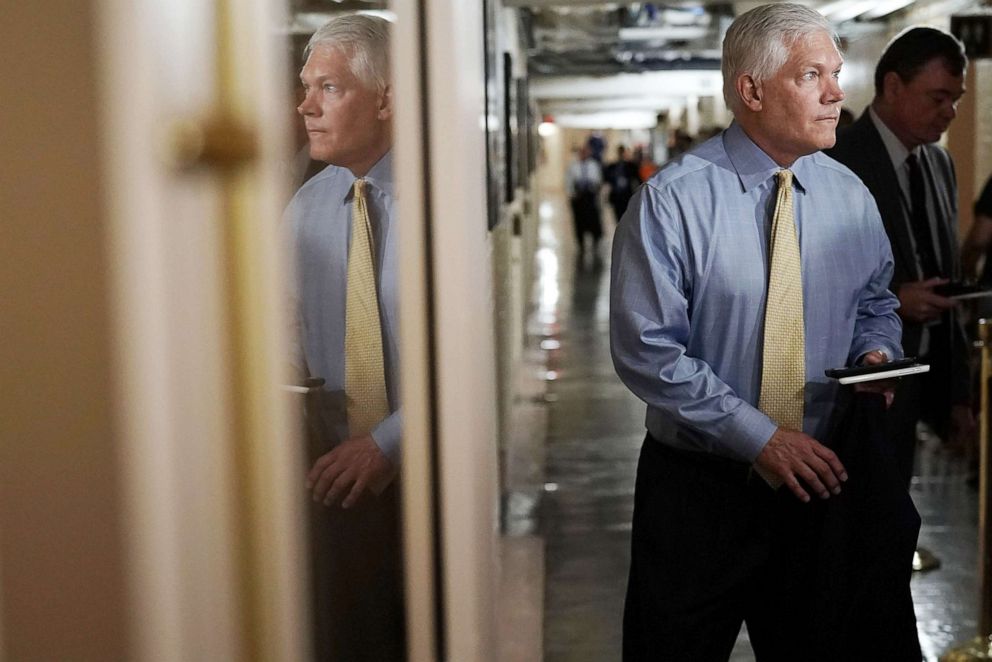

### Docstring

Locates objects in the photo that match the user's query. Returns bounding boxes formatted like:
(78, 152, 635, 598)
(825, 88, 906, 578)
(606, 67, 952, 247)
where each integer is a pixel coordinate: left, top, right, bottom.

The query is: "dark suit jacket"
(605, 160, 642, 207)
(826, 110, 970, 405)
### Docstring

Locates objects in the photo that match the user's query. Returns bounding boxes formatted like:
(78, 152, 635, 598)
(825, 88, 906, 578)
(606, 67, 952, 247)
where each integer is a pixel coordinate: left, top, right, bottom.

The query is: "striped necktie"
(906, 153, 944, 278)
(758, 169, 805, 432)
(344, 178, 389, 437)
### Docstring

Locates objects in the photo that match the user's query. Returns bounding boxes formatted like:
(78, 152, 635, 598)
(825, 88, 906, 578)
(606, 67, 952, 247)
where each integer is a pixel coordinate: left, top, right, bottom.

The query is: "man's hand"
(307, 435, 396, 509)
(897, 278, 957, 323)
(754, 428, 848, 503)
(852, 350, 896, 408)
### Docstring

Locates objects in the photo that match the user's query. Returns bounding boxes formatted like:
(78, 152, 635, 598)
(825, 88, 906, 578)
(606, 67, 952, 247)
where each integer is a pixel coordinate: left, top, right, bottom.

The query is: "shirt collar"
(869, 105, 917, 170)
(352, 149, 394, 199)
(723, 121, 810, 194)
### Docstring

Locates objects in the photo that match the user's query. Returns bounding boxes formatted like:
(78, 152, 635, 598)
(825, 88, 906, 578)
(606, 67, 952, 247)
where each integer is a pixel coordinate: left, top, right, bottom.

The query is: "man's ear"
(377, 84, 393, 120)
(881, 71, 903, 102)
(736, 74, 762, 111)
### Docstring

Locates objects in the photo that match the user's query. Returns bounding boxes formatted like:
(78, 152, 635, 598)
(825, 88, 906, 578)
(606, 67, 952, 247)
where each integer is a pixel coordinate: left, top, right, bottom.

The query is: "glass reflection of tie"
(345, 178, 389, 437)
(758, 169, 805, 433)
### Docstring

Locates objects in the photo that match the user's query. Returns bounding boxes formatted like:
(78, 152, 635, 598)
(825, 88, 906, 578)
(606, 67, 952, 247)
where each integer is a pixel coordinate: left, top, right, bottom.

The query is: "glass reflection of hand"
(306, 435, 397, 509)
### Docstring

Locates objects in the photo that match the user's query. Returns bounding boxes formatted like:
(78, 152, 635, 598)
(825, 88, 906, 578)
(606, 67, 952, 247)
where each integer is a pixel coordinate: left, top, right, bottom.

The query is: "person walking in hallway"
(826, 27, 974, 495)
(611, 4, 916, 659)
(566, 144, 604, 261)
(605, 144, 642, 224)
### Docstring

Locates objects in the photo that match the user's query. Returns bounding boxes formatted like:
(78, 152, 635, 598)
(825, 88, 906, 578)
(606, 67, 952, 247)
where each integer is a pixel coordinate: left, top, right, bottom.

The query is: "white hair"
(305, 14, 391, 93)
(721, 3, 838, 113)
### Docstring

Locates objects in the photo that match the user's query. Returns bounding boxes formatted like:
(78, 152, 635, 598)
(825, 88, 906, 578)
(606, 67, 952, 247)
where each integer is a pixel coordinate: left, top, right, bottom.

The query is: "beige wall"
(0, 1, 128, 659)
(950, 60, 992, 236)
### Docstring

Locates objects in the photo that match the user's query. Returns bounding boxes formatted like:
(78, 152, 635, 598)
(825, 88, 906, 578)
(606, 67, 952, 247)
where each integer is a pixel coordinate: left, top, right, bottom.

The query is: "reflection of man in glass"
(284, 14, 404, 660)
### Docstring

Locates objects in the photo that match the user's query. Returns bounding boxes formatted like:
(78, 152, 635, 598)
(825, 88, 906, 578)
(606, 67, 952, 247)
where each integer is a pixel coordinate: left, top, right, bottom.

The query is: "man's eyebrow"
(802, 58, 843, 69)
(300, 73, 330, 84)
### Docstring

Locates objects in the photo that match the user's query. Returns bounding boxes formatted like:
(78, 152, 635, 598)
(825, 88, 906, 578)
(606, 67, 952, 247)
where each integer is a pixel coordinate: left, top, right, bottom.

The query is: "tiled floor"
(528, 193, 981, 661)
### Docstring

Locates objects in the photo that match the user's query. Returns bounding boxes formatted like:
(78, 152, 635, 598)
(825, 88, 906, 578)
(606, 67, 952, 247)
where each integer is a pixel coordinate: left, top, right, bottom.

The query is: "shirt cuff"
(851, 344, 904, 366)
(851, 343, 902, 365)
(724, 405, 779, 463)
(371, 409, 402, 466)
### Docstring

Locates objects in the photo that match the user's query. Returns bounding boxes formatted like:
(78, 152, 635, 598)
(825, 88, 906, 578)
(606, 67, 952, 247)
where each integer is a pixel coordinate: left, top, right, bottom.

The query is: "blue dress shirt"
(610, 123, 902, 462)
(286, 151, 402, 464)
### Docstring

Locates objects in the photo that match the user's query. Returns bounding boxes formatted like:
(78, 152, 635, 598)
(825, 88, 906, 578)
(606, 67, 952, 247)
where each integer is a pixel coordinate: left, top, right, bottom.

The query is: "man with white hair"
(285, 14, 404, 660)
(611, 3, 912, 659)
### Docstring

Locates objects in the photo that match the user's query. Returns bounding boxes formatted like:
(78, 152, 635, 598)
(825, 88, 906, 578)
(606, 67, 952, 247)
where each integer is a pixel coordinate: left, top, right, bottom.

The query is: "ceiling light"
(859, 0, 915, 19)
(618, 26, 709, 41)
(551, 111, 660, 130)
(356, 9, 397, 22)
(828, 0, 879, 21)
(817, 0, 858, 16)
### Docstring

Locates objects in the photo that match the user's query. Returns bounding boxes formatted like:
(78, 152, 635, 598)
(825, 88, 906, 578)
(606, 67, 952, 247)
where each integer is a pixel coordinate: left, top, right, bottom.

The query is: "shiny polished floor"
(527, 193, 981, 661)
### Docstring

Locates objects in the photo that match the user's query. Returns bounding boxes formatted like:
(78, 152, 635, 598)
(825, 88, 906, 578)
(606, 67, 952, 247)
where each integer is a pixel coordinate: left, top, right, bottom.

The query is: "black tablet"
(824, 357, 930, 385)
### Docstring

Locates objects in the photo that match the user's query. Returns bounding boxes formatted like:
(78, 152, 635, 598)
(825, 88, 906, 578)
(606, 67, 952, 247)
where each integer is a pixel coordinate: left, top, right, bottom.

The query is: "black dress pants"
(304, 389, 406, 662)
(309, 482, 406, 662)
(623, 394, 921, 662)
(570, 191, 603, 247)
(623, 437, 780, 662)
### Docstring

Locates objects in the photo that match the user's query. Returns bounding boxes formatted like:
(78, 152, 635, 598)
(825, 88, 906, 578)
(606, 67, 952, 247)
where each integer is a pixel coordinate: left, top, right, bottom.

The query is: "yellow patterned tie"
(758, 169, 805, 432)
(344, 178, 389, 437)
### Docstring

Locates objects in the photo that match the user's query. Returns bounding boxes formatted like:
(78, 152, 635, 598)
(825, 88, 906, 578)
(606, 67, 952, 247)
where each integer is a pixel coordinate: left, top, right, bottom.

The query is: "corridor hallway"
(527, 186, 982, 661)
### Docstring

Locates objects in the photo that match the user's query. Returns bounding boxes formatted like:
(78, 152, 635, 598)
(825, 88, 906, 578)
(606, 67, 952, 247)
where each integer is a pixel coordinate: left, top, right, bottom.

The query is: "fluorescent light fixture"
(817, 0, 857, 16)
(290, 10, 397, 34)
(356, 9, 397, 22)
(818, 0, 908, 21)
(543, 97, 681, 113)
(860, 0, 915, 19)
(618, 26, 709, 41)
(829, 0, 879, 21)
(552, 111, 658, 130)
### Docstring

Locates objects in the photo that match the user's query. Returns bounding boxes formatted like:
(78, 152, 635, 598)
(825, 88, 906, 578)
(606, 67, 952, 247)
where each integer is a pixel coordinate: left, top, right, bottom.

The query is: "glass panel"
(281, 3, 407, 659)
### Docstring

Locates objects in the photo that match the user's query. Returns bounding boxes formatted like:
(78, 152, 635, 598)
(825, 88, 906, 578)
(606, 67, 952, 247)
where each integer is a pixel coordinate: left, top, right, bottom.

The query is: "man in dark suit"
(604, 144, 642, 223)
(826, 27, 973, 492)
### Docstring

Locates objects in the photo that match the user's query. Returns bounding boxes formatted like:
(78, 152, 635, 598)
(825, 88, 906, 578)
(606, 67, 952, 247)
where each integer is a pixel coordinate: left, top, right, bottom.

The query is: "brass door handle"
(168, 115, 257, 172)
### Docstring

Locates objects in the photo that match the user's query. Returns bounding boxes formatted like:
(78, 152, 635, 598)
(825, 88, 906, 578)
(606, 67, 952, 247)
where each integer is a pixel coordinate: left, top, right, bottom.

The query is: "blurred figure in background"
(587, 131, 607, 163)
(566, 144, 604, 261)
(604, 144, 642, 223)
(633, 144, 659, 182)
(961, 174, 992, 283)
(668, 128, 694, 160)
